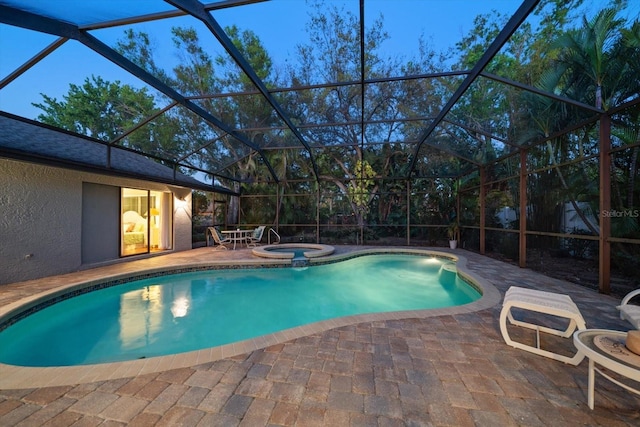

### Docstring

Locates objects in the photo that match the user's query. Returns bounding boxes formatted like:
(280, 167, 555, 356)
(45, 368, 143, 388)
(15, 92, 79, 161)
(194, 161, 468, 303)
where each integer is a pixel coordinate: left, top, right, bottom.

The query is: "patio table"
(573, 329, 640, 409)
(221, 229, 253, 250)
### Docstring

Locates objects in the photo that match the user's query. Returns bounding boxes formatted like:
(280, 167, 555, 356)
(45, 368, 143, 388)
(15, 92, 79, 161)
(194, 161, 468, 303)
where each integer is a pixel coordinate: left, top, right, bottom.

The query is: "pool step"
(291, 257, 309, 268)
(441, 263, 457, 273)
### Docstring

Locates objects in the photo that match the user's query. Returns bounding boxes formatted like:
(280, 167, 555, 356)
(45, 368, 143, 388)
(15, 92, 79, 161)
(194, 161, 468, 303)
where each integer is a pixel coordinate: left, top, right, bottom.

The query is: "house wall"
(0, 158, 193, 286)
(82, 182, 120, 263)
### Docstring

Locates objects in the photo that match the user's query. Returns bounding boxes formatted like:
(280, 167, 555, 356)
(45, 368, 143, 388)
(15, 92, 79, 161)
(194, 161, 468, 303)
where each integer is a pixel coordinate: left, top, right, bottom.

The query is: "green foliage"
(32, 75, 187, 162)
(28, 1, 639, 266)
(551, 7, 629, 110)
(192, 191, 210, 215)
(33, 76, 155, 142)
(347, 160, 376, 209)
(565, 229, 598, 259)
(447, 222, 459, 241)
(220, 25, 273, 84)
(520, 4, 640, 247)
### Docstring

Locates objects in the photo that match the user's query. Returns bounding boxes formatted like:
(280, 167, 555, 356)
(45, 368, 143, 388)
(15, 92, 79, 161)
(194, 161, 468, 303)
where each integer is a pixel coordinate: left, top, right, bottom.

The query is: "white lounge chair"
(247, 225, 265, 247)
(500, 286, 586, 365)
(207, 227, 232, 250)
(617, 289, 640, 329)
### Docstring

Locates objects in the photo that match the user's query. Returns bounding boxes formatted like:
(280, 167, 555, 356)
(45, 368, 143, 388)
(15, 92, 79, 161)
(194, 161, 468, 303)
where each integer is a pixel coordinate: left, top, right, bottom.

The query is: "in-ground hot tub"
(252, 243, 335, 259)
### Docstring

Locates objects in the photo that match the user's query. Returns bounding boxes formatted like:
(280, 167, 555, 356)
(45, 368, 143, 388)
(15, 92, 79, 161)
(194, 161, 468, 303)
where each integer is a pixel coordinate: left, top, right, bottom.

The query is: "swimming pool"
(0, 253, 481, 367)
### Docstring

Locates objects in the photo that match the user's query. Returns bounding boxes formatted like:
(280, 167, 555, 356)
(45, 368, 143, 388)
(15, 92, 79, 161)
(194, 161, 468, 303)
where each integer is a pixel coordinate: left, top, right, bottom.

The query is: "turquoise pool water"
(0, 254, 480, 367)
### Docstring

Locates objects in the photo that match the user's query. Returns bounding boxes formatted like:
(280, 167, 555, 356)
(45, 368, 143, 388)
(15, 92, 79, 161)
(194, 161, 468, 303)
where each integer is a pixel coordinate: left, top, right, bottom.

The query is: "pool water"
(0, 254, 480, 367)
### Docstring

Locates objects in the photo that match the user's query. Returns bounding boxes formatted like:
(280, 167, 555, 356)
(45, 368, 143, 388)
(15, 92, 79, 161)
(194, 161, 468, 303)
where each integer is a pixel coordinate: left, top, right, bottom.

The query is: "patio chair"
(499, 286, 586, 365)
(617, 289, 640, 329)
(207, 227, 231, 250)
(247, 225, 266, 247)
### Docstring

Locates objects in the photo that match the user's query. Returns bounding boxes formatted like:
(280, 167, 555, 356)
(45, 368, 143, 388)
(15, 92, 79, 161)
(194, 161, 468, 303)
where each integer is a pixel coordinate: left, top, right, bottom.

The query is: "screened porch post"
(225, 193, 229, 229)
(275, 182, 280, 235)
(406, 180, 411, 246)
(456, 178, 461, 244)
(599, 114, 612, 294)
(316, 183, 320, 243)
(479, 166, 486, 254)
(519, 149, 527, 268)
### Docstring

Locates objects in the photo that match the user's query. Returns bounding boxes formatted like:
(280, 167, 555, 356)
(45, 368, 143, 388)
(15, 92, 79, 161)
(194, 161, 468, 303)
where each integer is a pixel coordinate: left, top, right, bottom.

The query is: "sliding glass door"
(121, 188, 172, 256)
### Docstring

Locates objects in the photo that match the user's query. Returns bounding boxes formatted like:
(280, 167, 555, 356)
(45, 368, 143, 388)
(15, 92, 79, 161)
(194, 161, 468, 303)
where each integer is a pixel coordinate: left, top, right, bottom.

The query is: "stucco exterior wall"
(0, 158, 193, 285)
(173, 197, 193, 251)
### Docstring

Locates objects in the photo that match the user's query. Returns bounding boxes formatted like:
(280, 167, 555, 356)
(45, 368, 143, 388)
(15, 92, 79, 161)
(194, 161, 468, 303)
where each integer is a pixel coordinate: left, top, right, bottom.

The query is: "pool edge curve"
(0, 248, 501, 389)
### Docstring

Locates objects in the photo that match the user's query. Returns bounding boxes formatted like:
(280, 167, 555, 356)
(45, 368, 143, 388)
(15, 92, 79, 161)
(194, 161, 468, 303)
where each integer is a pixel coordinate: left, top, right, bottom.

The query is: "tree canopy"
(31, 1, 639, 250)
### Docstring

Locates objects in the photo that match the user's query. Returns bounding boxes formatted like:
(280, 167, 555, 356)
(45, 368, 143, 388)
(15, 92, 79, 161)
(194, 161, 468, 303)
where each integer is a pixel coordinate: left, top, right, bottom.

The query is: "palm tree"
(552, 8, 627, 110)
(530, 5, 640, 279)
(528, 6, 638, 229)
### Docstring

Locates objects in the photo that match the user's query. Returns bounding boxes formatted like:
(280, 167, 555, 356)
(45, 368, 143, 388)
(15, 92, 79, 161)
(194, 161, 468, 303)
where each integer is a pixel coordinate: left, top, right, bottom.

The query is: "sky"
(0, 0, 637, 121)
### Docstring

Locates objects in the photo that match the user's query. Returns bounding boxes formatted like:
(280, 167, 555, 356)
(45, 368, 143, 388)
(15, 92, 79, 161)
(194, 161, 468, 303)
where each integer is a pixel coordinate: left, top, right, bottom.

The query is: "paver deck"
(1, 246, 639, 426)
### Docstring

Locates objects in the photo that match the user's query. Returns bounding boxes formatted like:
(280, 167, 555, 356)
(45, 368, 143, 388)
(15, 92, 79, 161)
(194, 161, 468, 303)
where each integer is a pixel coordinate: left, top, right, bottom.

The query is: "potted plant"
(447, 222, 459, 249)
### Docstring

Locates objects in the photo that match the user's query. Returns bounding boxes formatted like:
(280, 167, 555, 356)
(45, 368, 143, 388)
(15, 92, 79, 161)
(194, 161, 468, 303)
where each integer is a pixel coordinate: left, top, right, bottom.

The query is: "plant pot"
(449, 240, 457, 249)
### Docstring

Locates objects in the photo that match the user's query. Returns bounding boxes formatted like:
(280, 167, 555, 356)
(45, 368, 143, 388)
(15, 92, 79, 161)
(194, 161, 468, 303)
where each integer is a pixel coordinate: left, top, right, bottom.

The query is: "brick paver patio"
(1, 247, 639, 426)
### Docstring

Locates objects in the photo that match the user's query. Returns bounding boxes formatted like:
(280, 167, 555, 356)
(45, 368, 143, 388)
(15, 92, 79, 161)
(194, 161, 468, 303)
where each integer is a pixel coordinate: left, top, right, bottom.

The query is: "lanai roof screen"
(1, 1, 638, 185)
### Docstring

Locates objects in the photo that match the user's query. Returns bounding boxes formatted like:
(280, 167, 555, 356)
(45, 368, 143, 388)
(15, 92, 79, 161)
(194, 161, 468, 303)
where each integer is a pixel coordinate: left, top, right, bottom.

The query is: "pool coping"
(0, 249, 501, 389)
